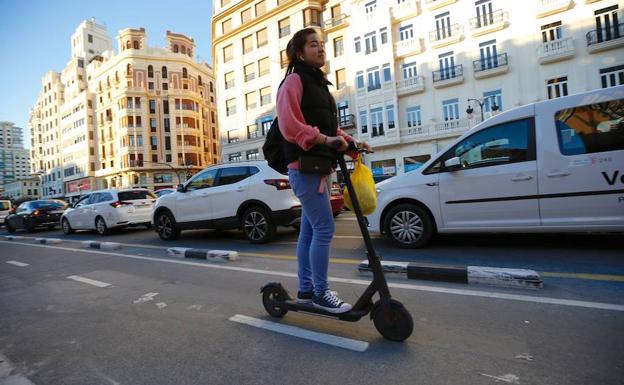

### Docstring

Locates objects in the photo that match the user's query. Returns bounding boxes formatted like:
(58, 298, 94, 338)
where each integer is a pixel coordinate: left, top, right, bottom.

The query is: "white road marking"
(5, 260, 29, 267)
(480, 373, 520, 384)
(229, 314, 369, 352)
(515, 353, 534, 361)
(155, 302, 167, 309)
(133, 292, 159, 304)
(3, 241, 624, 312)
(67, 275, 111, 288)
(187, 304, 204, 310)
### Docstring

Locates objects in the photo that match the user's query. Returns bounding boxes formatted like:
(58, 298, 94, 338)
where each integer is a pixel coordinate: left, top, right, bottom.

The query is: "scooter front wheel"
(262, 287, 288, 318)
(372, 300, 414, 342)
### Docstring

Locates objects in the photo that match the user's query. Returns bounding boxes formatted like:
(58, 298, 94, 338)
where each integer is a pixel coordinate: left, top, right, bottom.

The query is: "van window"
(118, 190, 155, 201)
(0, 201, 10, 210)
(555, 99, 624, 155)
(425, 118, 535, 174)
(216, 167, 250, 186)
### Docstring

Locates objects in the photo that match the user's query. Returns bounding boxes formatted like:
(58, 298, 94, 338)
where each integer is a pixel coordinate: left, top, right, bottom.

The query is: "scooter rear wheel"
(262, 287, 288, 318)
(373, 300, 413, 342)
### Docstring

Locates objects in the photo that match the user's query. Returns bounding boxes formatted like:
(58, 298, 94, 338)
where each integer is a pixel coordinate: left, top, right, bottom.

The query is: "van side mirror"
(176, 184, 185, 193)
(444, 157, 461, 171)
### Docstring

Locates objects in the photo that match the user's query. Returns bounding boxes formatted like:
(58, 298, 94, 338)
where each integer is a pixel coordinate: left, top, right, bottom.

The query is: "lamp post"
(466, 97, 499, 122)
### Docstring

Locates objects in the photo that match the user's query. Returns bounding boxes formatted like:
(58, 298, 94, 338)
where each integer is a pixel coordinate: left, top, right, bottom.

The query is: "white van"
(0, 200, 12, 226)
(367, 86, 624, 248)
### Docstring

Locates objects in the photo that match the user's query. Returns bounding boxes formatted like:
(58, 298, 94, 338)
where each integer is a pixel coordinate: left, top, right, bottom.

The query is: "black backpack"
(262, 118, 288, 175)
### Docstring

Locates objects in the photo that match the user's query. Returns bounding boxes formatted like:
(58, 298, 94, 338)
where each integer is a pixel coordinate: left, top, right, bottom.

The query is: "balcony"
(339, 114, 356, 129)
(469, 10, 508, 37)
(429, 24, 463, 49)
(435, 118, 470, 132)
(536, 0, 572, 18)
(396, 76, 425, 96)
(473, 53, 509, 79)
(391, 0, 420, 23)
(432, 65, 464, 88)
(587, 24, 624, 53)
(425, 0, 456, 11)
(538, 37, 575, 64)
(324, 14, 349, 32)
(394, 37, 424, 58)
(400, 118, 470, 143)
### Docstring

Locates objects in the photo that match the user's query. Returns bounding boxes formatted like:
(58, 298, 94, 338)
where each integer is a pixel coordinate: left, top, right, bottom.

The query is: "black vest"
(282, 62, 338, 166)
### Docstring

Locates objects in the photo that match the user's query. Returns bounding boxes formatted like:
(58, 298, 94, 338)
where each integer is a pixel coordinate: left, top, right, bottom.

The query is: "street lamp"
(466, 97, 499, 122)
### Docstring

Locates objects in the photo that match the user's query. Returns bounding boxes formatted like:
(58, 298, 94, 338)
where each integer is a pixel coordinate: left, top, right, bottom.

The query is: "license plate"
(51, 210, 64, 214)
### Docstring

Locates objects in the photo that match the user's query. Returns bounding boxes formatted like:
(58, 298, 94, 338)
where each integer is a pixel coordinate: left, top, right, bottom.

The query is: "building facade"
(3, 177, 40, 200)
(0, 121, 30, 189)
(212, 0, 624, 179)
(29, 20, 218, 201)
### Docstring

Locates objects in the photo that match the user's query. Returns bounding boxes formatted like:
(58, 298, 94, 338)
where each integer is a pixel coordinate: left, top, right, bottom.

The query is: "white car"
(367, 85, 624, 248)
(152, 161, 301, 243)
(0, 200, 11, 226)
(61, 189, 156, 235)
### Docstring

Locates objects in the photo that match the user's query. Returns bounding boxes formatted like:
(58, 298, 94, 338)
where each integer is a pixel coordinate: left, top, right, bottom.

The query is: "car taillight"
(264, 179, 291, 190)
(110, 201, 122, 208)
(9, 208, 15, 214)
(32, 209, 41, 216)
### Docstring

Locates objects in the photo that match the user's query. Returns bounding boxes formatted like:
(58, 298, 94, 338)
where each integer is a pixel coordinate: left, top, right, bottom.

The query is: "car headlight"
(375, 188, 382, 194)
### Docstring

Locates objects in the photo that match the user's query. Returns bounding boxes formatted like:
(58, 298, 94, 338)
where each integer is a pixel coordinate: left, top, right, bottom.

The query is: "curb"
(4, 235, 25, 241)
(359, 260, 543, 289)
(81, 241, 122, 250)
(35, 238, 62, 245)
(167, 247, 238, 262)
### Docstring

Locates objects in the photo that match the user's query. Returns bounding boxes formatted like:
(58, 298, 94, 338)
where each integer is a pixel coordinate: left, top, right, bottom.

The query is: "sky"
(0, 0, 213, 147)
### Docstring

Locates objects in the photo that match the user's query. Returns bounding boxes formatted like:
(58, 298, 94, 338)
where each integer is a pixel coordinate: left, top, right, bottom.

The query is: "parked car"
(367, 85, 624, 248)
(0, 200, 12, 226)
(5, 200, 68, 233)
(154, 188, 176, 198)
(152, 161, 301, 243)
(61, 189, 156, 235)
(330, 183, 344, 217)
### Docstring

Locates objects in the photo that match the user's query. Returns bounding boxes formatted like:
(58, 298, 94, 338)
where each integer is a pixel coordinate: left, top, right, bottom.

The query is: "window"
(406, 106, 422, 127)
(162, 66, 167, 79)
(163, 100, 169, 114)
(88, 34, 93, 43)
(386, 104, 395, 129)
(435, 12, 452, 40)
(162, 83, 168, 90)
(359, 110, 368, 133)
(280, 50, 288, 68)
(438, 51, 458, 80)
(242, 35, 253, 54)
(474, 0, 494, 28)
(244, 63, 256, 82)
(248, 124, 259, 139)
(225, 71, 235, 89)
(547, 76, 568, 99)
(165, 136, 171, 150)
(356, 71, 365, 89)
(279, 17, 291, 38)
(187, 169, 218, 191)
(370, 107, 384, 136)
(218, 166, 250, 186)
(149, 99, 156, 113)
(383, 63, 392, 82)
(367, 67, 381, 91)
(258, 57, 270, 77)
(335, 68, 346, 89)
(555, 99, 624, 155)
(182, 68, 188, 79)
(541, 21, 562, 43)
(443, 99, 460, 121)
(260, 87, 271, 106)
(399, 24, 414, 41)
(222, 18, 232, 34)
(404, 155, 431, 173)
(133, 41, 139, 49)
(148, 65, 154, 78)
(227, 129, 239, 143)
(151, 136, 158, 150)
(303, 8, 321, 27)
(228, 152, 242, 162)
(402, 61, 418, 79)
(257, 28, 268, 47)
(223, 44, 233, 62)
(247, 149, 259, 160)
(226, 98, 236, 116)
(261, 118, 272, 135)
(355, 37, 361, 53)
(483, 89, 503, 114)
(380, 28, 388, 44)
(241, 8, 252, 23)
(593, 5, 621, 44)
(246, 92, 257, 110)
(600, 65, 624, 88)
(255, 0, 266, 16)
(365, 0, 377, 14)
(150, 118, 157, 132)
(371, 159, 397, 181)
(334, 37, 344, 57)
(365, 32, 377, 54)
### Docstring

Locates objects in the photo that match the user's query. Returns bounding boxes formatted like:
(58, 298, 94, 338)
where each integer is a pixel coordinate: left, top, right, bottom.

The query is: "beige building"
(3, 177, 40, 200)
(212, 0, 623, 179)
(0, 122, 30, 189)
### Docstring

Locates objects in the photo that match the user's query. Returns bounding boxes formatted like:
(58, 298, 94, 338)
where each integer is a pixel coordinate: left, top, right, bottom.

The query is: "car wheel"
(5, 221, 15, 233)
(242, 206, 276, 244)
(62, 218, 75, 235)
(384, 203, 434, 249)
(95, 216, 109, 236)
(156, 211, 180, 241)
(25, 220, 35, 233)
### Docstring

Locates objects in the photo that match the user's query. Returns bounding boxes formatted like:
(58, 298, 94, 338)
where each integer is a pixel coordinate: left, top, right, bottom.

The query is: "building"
(29, 20, 218, 200)
(2, 177, 40, 200)
(0, 121, 30, 189)
(88, 28, 219, 191)
(211, 0, 624, 179)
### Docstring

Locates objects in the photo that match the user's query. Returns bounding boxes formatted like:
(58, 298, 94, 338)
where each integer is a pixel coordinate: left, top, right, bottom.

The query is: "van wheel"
(384, 203, 434, 249)
(156, 211, 180, 241)
(95, 216, 109, 236)
(242, 206, 276, 244)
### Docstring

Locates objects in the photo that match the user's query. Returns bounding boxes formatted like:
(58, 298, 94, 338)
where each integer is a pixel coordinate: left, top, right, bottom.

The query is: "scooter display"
(261, 144, 414, 342)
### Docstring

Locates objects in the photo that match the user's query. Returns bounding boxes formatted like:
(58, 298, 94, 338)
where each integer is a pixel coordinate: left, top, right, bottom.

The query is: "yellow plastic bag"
(343, 158, 377, 216)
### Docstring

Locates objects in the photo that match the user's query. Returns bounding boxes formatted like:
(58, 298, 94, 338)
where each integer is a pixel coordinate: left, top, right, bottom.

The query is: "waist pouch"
(298, 154, 333, 174)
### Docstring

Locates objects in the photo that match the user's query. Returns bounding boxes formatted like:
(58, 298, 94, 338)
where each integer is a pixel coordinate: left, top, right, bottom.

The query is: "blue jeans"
(288, 168, 335, 297)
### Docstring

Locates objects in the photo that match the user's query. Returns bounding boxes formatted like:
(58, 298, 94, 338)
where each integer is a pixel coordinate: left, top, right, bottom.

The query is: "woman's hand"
(355, 140, 373, 153)
(326, 136, 348, 151)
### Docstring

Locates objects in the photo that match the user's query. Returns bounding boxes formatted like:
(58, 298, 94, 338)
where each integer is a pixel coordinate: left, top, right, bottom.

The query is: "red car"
(330, 183, 344, 217)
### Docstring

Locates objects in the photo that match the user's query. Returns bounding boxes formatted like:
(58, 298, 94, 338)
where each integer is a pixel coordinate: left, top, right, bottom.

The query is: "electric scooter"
(261, 144, 414, 342)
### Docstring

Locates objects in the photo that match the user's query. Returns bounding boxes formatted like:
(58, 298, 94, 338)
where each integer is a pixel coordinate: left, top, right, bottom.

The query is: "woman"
(277, 28, 372, 314)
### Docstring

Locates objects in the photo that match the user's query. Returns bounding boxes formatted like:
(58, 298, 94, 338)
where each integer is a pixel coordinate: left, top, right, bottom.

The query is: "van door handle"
(236, 186, 245, 192)
(426, 182, 438, 187)
(547, 171, 571, 178)
(511, 175, 532, 182)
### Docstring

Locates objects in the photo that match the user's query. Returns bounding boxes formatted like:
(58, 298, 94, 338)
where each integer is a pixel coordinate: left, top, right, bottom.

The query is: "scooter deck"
(283, 300, 368, 322)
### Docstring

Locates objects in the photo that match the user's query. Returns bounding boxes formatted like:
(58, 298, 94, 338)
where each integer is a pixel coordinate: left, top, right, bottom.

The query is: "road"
(0, 212, 623, 384)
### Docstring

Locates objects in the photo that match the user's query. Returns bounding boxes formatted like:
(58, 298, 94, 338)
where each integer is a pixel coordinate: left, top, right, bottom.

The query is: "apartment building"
(0, 122, 30, 189)
(212, 0, 623, 180)
(2, 177, 40, 200)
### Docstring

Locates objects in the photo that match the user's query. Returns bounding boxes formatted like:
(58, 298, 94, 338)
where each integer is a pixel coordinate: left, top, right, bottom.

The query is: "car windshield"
(32, 201, 67, 209)
(0, 201, 10, 210)
(118, 190, 156, 201)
